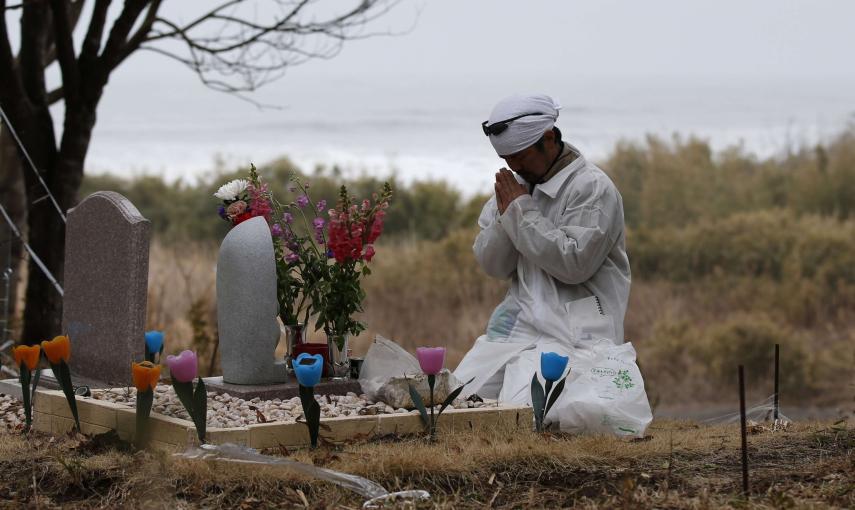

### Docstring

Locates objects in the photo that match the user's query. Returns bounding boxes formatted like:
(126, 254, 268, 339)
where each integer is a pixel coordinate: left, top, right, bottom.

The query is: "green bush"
(702, 313, 811, 396)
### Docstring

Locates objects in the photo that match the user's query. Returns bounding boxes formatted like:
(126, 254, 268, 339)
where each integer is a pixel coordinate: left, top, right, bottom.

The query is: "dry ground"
(0, 418, 852, 509)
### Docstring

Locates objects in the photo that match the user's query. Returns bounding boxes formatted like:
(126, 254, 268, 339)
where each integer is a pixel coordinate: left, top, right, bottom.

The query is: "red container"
(292, 342, 333, 377)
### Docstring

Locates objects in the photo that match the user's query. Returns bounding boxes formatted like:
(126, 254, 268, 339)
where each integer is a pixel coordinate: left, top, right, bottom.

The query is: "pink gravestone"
(61, 191, 150, 387)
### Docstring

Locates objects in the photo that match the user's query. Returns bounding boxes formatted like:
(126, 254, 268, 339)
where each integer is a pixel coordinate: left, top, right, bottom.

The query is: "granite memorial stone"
(62, 191, 150, 386)
(217, 216, 287, 384)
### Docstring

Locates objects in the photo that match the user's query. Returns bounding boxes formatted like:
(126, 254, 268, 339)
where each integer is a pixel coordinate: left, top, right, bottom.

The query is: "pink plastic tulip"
(166, 350, 198, 383)
(416, 347, 446, 375)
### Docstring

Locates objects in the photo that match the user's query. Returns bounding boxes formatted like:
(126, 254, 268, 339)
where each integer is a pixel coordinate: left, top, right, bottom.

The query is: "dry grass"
(145, 237, 855, 410)
(1, 419, 852, 508)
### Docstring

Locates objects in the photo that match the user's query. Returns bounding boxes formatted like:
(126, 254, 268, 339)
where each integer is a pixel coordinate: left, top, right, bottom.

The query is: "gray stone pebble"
(88, 386, 491, 428)
(1, 394, 26, 430)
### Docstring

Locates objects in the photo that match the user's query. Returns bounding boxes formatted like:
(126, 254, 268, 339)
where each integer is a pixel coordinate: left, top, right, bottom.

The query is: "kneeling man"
(455, 93, 631, 401)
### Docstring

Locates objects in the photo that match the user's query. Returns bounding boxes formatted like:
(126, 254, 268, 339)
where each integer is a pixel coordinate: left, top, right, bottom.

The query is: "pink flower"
(247, 183, 272, 221)
(363, 244, 375, 262)
(285, 252, 299, 263)
(270, 223, 283, 237)
(226, 200, 247, 218)
(296, 195, 309, 208)
(282, 212, 293, 224)
(416, 347, 446, 375)
(316, 200, 326, 211)
(165, 350, 198, 383)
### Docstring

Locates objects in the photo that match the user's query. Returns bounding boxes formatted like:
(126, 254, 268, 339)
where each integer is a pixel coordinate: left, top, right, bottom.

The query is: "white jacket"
(456, 143, 631, 397)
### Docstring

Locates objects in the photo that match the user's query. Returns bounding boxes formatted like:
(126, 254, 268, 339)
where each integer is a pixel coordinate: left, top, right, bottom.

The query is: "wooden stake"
(739, 365, 749, 498)
(773, 343, 780, 421)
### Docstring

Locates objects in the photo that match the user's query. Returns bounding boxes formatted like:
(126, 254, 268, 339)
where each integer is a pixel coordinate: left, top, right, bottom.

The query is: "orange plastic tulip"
(41, 335, 71, 365)
(132, 361, 161, 392)
(13, 345, 40, 371)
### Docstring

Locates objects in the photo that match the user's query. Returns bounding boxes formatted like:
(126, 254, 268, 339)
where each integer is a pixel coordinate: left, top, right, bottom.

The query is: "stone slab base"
(0, 378, 23, 400)
(203, 376, 362, 401)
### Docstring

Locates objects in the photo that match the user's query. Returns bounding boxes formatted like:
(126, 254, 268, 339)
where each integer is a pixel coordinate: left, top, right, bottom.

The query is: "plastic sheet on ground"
(177, 442, 430, 508)
(701, 394, 791, 425)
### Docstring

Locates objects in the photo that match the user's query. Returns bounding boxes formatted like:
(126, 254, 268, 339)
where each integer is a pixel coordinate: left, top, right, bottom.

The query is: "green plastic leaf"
(192, 377, 208, 443)
(136, 389, 154, 448)
(530, 374, 545, 433)
(55, 361, 80, 431)
(298, 385, 321, 448)
(544, 376, 567, 419)
(172, 380, 196, 423)
(407, 381, 430, 429)
(31, 368, 41, 403)
(438, 377, 475, 418)
(19, 364, 32, 431)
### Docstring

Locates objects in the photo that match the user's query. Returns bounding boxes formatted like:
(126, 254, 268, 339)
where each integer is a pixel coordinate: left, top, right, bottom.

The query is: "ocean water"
(81, 73, 855, 197)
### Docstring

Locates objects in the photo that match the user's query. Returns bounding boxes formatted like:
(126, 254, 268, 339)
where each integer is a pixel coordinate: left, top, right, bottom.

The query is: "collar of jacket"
(534, 142, 585, 198)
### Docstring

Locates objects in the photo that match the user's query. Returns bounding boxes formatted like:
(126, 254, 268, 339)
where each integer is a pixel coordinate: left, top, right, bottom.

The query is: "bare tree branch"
(116, 0, 163, 65)
(0, 0, 18, 83)
(49, 0, 80, 105)
(99, 0, 148, 71)
(18, 0, 51, 105)
(0, 0, 28, 115)
(46, 86, 63, 105)
(79, 0, 111, 64)
(141, 0, 403, 94)
(43, 0, 86, 64)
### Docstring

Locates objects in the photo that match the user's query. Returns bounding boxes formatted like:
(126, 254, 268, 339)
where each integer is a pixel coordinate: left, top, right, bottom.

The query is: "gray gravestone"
(62, 191, 150, 387)
(217, 216, 287, 384)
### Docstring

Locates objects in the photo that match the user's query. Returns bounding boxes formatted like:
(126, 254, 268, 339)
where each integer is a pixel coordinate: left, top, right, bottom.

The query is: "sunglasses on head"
(482, 112, 546, 136)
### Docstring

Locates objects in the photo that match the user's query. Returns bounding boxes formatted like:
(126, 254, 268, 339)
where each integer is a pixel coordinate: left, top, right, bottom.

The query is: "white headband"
(485, 93, 561, 156)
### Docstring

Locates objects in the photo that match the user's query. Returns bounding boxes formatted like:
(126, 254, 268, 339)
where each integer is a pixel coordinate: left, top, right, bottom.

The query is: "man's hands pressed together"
(494, 168, 529, 214)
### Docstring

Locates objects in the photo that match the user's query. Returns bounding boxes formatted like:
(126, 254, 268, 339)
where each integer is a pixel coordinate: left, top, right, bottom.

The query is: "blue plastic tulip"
(294, 353, 323, 388)
(540, 352, 569, 382)
(144, 331, 164, 359)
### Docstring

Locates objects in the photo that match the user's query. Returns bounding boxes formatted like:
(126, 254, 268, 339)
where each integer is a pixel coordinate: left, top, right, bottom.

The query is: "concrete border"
(21, 384, 533, 449)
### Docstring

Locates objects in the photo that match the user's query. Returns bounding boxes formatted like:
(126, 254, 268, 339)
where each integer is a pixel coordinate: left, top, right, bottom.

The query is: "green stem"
(19, 364, 31, 432)
(298, 384, 320, 448)
(135, 389, 153, 448)
(294, 180, 329, 247)
(54, 361, 80, 431)
(428, 374, 436, 441)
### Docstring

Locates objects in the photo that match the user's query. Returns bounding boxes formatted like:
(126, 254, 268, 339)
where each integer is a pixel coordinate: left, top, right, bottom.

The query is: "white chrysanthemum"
(214, 179, 249, 201)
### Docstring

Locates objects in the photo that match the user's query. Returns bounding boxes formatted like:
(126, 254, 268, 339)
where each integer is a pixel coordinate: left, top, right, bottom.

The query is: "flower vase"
(326, 333, 350, 379)
(284, 323, 307, 372)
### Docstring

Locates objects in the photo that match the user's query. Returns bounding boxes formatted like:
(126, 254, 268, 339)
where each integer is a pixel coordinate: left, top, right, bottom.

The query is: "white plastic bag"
(555, 340, 652, 437)
(358, 335, 459, 408)
(358, 335, 421, 400)
(495, 338, 652, 438)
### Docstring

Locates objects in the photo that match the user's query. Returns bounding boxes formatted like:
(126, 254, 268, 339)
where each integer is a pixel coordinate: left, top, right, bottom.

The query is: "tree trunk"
(17, 104, 59, 343)
(21, 102, 96, 343)
(0, 126, 26, 328)
(21, 179, 65, 343)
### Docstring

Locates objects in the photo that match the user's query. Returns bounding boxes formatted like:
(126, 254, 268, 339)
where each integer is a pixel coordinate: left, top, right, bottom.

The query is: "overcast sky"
(13, 0, 847, 106)
(5, 0, 855, 187)
(122, 0, 855, 80)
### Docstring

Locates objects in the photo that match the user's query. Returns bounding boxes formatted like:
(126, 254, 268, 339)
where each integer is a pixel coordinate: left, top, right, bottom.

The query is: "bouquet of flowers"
(313, 183, 392, 346)
(214, 165, 325, 326)
(214, 165, 392, 378)
(272, 178, 329, 327)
